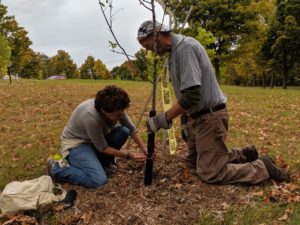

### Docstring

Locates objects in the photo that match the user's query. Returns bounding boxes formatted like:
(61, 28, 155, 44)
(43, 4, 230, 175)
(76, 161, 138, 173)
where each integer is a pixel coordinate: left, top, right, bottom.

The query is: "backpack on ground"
(0, 175, 66, 215)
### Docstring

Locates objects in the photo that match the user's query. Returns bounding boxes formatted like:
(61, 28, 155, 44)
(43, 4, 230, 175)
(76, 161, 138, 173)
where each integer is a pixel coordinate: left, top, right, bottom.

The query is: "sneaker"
(242, 145, 259, 162)
(46, 157, 55, 176)
(259, 156, 290, 182)
(105, 164, 118, 174)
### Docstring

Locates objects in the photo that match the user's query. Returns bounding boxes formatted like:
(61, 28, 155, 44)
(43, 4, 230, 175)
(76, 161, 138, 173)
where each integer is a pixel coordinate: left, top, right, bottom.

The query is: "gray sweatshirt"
(60, 99, 136, 157)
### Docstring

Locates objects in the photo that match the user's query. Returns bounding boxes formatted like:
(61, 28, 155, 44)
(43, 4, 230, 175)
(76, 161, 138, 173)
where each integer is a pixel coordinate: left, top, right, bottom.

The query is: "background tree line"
(0, 3, 111, 80)
(1, 1, 300, 88)
(165, 0, 300, 88)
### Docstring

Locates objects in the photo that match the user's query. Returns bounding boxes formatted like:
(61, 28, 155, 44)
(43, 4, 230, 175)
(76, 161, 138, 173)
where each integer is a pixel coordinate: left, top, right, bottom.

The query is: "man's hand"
(146, 112, 172, 133)
(180, 115, 188, 142)
(128, 151, 147, 162)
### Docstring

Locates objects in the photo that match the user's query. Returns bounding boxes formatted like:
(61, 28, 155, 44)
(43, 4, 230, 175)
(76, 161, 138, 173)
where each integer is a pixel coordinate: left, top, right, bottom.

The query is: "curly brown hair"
(94, 85, 130, 112)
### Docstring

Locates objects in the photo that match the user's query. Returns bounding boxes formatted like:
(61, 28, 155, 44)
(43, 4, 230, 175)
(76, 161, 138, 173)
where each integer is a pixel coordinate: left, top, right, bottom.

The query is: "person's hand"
(180, 115, 188, 142)
(141, 147, 148, 156)
(146, 112, 172, 133)
(128, 151, 147, 162)
(147, 151, 156, 160)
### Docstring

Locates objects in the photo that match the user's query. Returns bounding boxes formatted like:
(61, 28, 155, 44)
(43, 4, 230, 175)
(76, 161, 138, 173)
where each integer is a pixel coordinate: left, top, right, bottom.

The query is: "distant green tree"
(166, 0, 258, 82)
(20, 50, 40, 78)
(48, 50, 77, 79)
(9, 29, 32, 76)
(0, 33, 11, 77)
(80, 56, 109, 79)
(94, 59, 108, 79)
(262, 0, 300, 88)
(111, 65, 133, 80)
(225, 0, 276, 87)
(133, 49, 148, 81)
(111, 66, 120, 79)
(0, 3, 32, 77)
(144, 52, 164, 82)
(20, 51, 50, 79)
(36, 52, 50, 79)
(105, 69, 112, 79)
(80, 56, 96, 79)
(195, 27, 216, 59)
(73, 69, 80, 79)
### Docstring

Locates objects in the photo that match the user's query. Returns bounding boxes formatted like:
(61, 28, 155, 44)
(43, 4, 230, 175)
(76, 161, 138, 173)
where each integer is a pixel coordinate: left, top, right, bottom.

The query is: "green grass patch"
(198, 203, 300, 225)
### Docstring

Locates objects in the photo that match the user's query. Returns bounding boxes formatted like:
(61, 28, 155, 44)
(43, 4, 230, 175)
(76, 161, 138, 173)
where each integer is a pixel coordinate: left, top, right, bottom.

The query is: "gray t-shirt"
(60, 99, 136, 156)
(168, 34, 227, 114)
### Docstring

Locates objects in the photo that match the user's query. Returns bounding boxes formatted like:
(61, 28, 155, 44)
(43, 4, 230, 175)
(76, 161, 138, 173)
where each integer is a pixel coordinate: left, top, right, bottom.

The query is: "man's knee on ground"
(196, 168, 220, 184)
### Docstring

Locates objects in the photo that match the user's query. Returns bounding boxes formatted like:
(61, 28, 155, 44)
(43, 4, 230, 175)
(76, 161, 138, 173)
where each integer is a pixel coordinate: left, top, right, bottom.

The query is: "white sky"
(2, 0, 168, 69)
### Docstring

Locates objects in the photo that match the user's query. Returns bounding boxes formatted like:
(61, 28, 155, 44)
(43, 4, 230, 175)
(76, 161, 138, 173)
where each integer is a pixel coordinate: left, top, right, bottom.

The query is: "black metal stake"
(144, 0, 158, 185)
(144, 110, 156, 185)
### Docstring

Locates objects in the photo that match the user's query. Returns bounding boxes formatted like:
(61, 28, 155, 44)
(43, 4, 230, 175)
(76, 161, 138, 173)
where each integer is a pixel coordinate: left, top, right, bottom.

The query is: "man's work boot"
(260, 156, 290, 182)
(242, 145, 259, 162)
(185, 152, 197, 169)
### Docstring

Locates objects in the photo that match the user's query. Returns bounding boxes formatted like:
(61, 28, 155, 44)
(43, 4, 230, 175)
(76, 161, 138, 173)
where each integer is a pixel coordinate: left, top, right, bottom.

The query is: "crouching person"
(137, 20, 290, 185)
(47, 85, 147, 188)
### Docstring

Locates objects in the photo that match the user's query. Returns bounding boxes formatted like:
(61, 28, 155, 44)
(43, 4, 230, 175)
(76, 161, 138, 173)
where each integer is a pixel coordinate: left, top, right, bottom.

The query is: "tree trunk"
(282, 73, 288, 89)
(282, 50, 288, 89)
(8, 67, 12, 84)
(213, 57, 220, 84)
(252, 74, 256, 87)
(270, 72, 274, 89)
(262, 72, 266, 89)
(282, 70, 288, 89)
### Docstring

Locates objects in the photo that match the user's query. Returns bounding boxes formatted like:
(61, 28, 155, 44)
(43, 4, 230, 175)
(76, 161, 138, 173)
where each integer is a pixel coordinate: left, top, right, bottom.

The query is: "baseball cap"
(137, 20, 171, 42)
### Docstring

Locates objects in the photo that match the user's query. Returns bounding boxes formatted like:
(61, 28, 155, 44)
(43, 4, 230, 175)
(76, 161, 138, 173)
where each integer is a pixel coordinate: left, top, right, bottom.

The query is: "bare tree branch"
(181, 5, 193, 30)
(128, 0, 167, 136)
(138, 0, 152, 11)
(154, 0, 174, 19)
(110, 49, 136, 59)
(112, 8, 124, 17)
(157, 4, 167, 32)
(109, 0, 112, 26)
(98, 0, 132, 62)
(150, 0, 158, 111)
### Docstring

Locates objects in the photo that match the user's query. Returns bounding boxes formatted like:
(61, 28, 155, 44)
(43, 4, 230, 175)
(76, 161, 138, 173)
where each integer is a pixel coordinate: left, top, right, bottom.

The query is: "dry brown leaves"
(249, 156, 300, 206)
(278, 208, 294, 222)
(264, 181, 300, 204)
(1, 214, 38, 225)
(275, 155, 289, 171)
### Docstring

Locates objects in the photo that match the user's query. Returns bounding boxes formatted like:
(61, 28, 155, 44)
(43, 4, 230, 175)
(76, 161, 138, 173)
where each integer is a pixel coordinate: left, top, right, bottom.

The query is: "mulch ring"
(1, 142, 254, 225)
(53, 142, 253, 225)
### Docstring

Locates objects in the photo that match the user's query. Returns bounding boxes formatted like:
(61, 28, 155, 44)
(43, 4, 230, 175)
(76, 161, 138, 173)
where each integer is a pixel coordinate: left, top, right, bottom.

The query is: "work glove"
(180, 115, 189, 142)
(146, 112, 172, 133)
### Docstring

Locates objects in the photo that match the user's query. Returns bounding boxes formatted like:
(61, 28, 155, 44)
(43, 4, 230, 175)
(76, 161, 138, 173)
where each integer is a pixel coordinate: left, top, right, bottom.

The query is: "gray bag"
(0, 175, 66, 215)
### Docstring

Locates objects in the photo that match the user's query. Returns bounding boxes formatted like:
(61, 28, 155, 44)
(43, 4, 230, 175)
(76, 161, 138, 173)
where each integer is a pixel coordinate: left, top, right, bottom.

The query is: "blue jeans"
(50, 126, 130, 188)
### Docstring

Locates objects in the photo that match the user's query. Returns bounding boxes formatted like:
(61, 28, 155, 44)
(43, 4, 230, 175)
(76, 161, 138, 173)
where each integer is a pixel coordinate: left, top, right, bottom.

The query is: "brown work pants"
(187, 108, 269, 184)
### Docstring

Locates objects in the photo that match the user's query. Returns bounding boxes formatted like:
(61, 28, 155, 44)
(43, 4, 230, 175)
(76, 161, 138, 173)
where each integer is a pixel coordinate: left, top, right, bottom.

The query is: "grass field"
(0, 79, 155, 187)
(0, 79, 299, 224)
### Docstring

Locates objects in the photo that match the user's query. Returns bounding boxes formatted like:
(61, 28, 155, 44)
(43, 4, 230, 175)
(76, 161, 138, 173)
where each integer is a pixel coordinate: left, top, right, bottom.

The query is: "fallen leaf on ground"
(278, 208, 293, 221)
(267, 183, 300, 203)
(252, 191, 264, 197)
